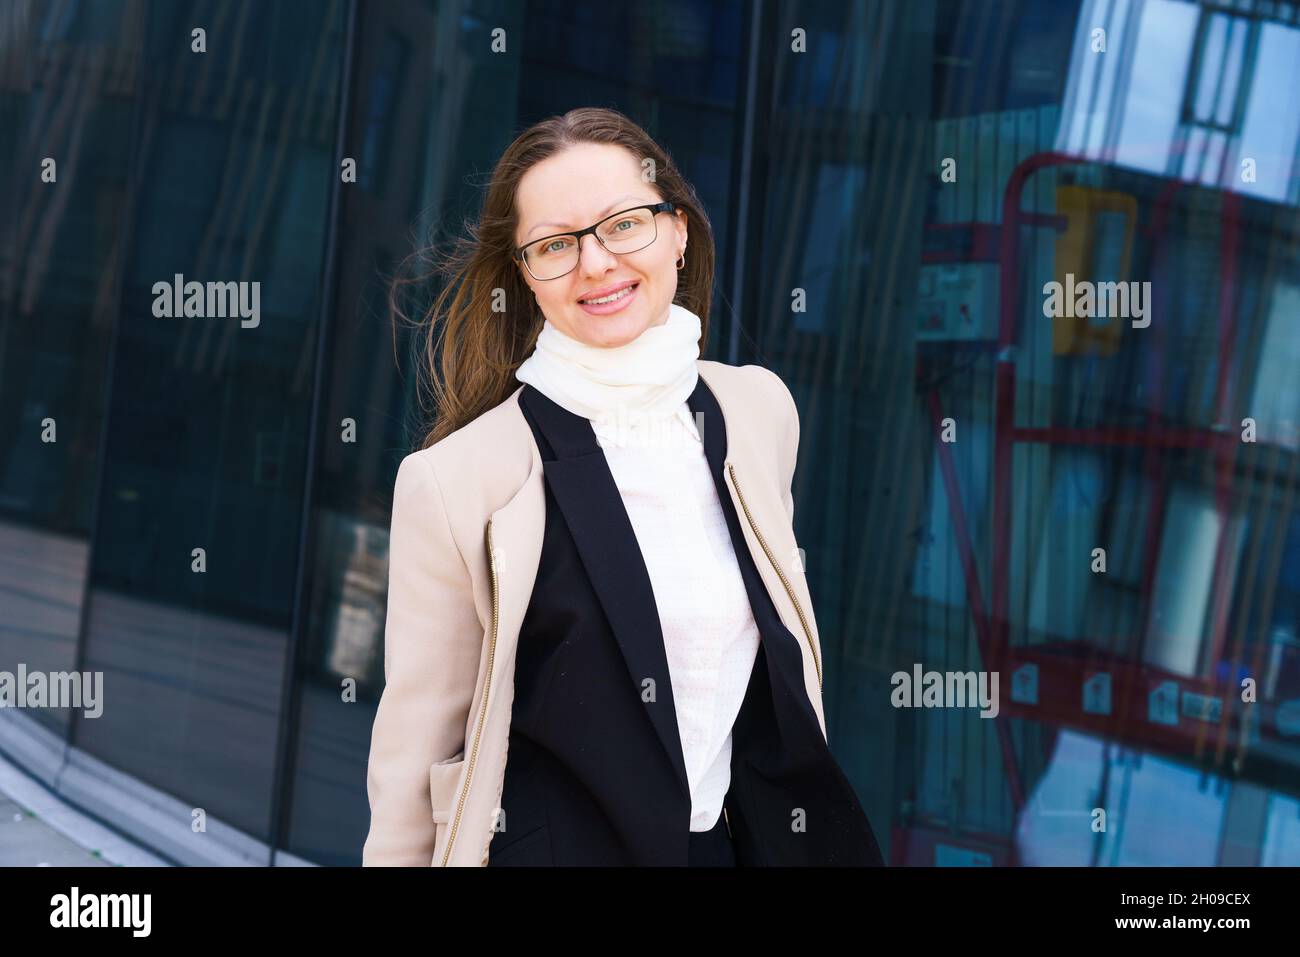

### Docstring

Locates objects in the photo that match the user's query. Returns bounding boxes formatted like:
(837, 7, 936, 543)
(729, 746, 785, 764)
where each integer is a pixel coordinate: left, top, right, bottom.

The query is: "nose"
(577, 233, 617, 277)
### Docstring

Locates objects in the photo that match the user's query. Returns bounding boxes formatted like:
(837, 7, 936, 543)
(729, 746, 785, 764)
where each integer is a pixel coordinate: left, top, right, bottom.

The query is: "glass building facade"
(0, 0, 1297, 866)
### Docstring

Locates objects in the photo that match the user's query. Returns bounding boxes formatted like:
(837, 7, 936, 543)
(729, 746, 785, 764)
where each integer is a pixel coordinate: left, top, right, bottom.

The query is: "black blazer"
(485, 377, 884, 866)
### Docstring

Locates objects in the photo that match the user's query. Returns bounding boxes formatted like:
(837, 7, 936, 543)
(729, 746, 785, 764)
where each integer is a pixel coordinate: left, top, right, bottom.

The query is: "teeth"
(582, 284, 635, 305)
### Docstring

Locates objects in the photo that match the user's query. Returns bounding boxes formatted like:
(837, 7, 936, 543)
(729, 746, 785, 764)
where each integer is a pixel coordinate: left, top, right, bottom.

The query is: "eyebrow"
(525, 194, 650, 239)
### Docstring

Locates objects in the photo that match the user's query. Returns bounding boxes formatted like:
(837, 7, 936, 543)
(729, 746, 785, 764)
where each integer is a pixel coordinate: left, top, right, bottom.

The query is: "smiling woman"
(512, 148, 688, 348)
(364, 107, 884, 867)
(395, 108, 715, 448)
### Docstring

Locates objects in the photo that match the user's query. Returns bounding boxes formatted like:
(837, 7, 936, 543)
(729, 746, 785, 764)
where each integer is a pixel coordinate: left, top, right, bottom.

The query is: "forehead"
(515, 142, 650, 232)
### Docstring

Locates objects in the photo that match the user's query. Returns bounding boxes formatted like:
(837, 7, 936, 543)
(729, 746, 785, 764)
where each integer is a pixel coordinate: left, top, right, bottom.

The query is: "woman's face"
(514, 141, 688, 349)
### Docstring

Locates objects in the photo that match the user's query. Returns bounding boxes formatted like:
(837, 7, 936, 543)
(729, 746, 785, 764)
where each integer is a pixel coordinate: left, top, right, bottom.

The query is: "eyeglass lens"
(522, 208, 660, 279)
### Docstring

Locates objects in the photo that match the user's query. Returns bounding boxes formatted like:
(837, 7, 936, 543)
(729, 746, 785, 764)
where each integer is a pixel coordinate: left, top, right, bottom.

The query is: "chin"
(571, 309, 654, 349)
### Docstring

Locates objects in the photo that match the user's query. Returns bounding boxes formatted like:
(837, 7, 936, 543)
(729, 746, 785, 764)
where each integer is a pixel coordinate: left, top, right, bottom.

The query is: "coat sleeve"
(362, 450, 483, 866)
(780, 379, 799, 525)
(750, 365, 800, 524)
(751, 364, 825, 719)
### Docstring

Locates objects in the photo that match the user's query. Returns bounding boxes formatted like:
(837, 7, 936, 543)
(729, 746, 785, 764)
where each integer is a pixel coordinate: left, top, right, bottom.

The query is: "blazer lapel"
(692, 366, 828, 740)
(518, 385, 691, 799)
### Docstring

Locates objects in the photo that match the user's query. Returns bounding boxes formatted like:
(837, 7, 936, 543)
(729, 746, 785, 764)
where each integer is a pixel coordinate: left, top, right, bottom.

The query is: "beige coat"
(361, 359, 825, 866)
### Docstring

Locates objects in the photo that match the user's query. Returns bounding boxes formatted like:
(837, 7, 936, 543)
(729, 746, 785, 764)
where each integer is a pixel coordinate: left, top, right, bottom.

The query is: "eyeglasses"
(515, 201, 677, 281)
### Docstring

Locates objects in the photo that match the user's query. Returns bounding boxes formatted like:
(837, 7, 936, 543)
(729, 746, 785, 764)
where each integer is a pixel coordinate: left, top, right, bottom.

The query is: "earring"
(676, 250, 686, 270)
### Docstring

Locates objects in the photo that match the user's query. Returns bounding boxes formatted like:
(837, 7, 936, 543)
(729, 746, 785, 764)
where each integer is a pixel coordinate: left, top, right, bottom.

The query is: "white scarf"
(515, 301, 702, 446)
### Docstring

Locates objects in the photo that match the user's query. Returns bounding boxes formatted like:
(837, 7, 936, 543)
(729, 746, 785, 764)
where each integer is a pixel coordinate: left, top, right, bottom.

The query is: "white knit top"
(515, 303, 761, 832)
(594, 409, 761, 831)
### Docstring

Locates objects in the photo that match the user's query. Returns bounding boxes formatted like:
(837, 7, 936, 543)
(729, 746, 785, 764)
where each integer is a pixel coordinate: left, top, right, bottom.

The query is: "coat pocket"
(429, 751, 466, 863)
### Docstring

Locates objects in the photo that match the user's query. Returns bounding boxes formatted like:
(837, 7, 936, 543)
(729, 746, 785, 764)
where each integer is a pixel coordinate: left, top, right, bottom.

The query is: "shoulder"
(698, 358, 797, 430)
(395, 383, 534, 511)
(697, 359, 799, 481)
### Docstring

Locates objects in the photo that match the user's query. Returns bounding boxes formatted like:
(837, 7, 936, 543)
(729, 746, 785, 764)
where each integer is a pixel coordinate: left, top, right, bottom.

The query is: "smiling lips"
(578, 280, 638, 304)
(576, 281, 640, 315)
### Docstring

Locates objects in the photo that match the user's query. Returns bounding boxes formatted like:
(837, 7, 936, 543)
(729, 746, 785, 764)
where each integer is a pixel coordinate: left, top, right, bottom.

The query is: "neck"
(515, 302, 702, 423)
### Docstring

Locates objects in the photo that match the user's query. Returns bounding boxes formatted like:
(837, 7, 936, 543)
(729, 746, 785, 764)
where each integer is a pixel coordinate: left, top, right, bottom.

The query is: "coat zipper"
(726, 462, 822, 690)
(440, 517, 499, 866)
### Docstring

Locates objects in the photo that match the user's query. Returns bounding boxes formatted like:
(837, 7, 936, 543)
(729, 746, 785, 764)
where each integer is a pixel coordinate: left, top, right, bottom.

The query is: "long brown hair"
(391, 107, 715, 450)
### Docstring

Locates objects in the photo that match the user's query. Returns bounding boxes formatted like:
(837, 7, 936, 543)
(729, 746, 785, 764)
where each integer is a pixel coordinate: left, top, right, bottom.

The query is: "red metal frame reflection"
(916, 151, 1255, 863)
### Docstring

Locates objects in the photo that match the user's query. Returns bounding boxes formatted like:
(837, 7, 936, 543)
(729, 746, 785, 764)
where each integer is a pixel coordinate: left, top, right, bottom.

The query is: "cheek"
(642, 246, 676, 279)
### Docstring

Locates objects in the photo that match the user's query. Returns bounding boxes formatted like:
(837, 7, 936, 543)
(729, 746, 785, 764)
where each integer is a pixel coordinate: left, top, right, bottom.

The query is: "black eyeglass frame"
(514, 201, 679, 280)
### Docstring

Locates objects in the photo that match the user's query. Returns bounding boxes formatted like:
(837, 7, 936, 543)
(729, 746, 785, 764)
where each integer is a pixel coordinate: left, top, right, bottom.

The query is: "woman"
(362, 107, 883, 867)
